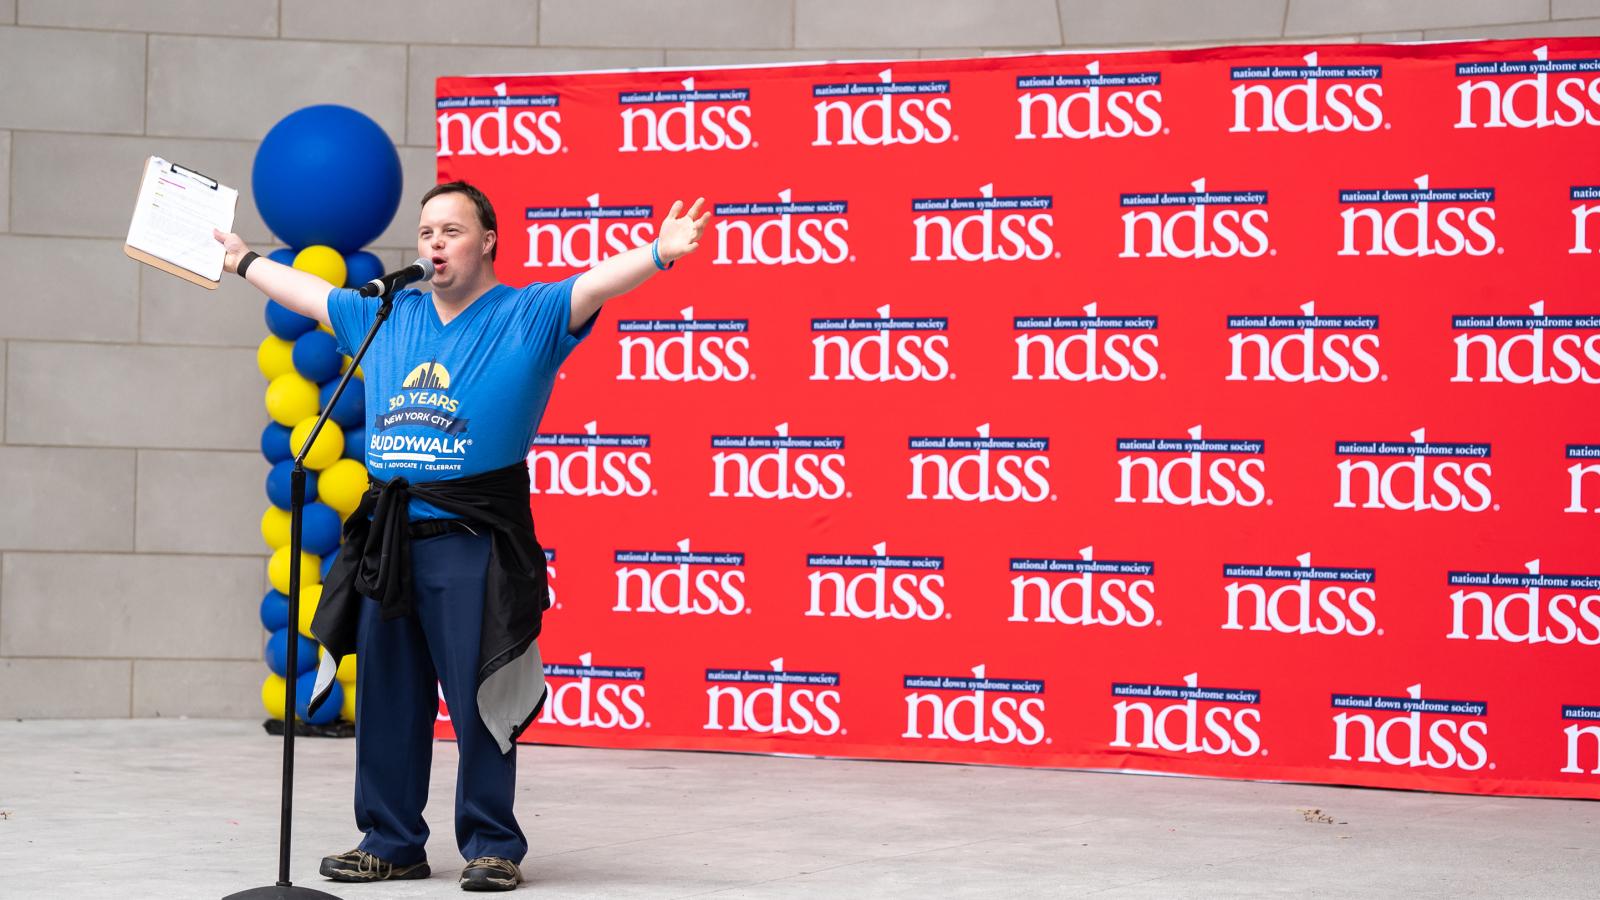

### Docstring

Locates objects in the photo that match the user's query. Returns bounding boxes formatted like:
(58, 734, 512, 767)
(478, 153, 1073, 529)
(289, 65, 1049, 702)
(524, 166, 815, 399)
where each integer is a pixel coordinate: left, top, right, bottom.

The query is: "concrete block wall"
(0, 2, 1586, 718)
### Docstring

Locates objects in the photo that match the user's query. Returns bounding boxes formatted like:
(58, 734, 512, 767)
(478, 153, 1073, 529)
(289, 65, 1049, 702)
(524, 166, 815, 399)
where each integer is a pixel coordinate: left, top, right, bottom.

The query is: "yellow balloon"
(293, 245, 347, 287)
(257, 335, 295, 380)
(319, 322, 335, 336)
(265, 373, 320, 427)
(337, 653, 357, 686)
(289, 417, 345, 471)
(262, 673, 287, 720)
(341, 683, 357, 722)
(260, 506, 291, 550)
(268, 546, 320, 594)
(318, 458, 369, 517)
(297, 583, 323, 639)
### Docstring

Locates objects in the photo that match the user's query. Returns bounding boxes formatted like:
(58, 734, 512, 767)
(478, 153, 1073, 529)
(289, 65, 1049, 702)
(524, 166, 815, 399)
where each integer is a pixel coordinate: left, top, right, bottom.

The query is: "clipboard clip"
(170, 162, 219, 190)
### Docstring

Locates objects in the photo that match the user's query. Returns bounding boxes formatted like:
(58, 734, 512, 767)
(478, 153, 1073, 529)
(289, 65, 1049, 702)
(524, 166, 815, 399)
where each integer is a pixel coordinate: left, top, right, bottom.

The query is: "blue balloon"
(266, 460, 318, 510)
(268, 247, 298, 266)
(344, 250, 386, 289)
(319, 377, 365, 429)
(261, 422, 292, 463)
(266, 627, 318, 678)
(344, 427, 367, 461)
(302, 502, 343, 557)
(265, 299, 316, 341)
(320, 549, 339, 581)
(253, 105, 403, 253)
(297, 671, 343, 725)
(260, 590, 290, 631)
(292, 330, 342, 384)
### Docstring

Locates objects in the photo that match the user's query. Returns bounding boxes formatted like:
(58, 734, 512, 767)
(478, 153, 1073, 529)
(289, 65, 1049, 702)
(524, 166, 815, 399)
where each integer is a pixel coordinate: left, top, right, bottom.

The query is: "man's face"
(418, 192, 495, 290)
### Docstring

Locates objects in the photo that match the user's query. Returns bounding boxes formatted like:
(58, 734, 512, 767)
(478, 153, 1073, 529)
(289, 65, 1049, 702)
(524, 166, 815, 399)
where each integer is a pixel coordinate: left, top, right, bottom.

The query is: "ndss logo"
(813, 68, 954, 146)
(436, 82, 561, 158)
(704, 658, 843, 737)
(806, 541, 946, 621)
(618, 76, 753, 152)
(1115, 426, 1269, 508)
(535, 653, 647, 731)
(911, 183, 1055, 262)
(1111, 673, 1263, 758)
(528, 420, 652, 498)
(1452, 301, 1600, 385)
(616, 306, 750, 383)
(1571, 184, 1600, 253)
(908, 424, 1052, 504)
(1222, 553, 1378, 637)
(524, 194, 655, 269)
(713, 190, 850, 266)
(1334, 428, 1492, 513)
(902, 665, 1047, 746)
(1229, 52, 1384, 133)
(1014, 60, 1164, 140)
(613, 539, 746, 616)
(1013, 303, 1159, 382)
(812, 305, 949, 382)
(1568, 444, 1600, 514)
(1119, 178, 1270, 259)
(1456, 45, 1600, 129)
(1448, 560, 1600, 646)
(1009, 546, 1157, 628)
(1337, 175, 1496, 257)
(1561, 704, 1600, 775)
(1330, 685, 1490, 772)
(1226, 301, 1380, 383)
(710, 423, 847, 501)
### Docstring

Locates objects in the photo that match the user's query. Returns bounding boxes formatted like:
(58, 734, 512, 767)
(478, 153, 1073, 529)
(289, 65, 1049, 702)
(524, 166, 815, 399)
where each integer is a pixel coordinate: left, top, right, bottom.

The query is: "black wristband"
(236, 251, 260, 279)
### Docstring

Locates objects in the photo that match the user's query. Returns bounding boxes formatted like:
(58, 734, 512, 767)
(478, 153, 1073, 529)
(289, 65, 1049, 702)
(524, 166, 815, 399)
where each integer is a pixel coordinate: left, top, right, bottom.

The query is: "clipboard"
(124, 156, 240, 290)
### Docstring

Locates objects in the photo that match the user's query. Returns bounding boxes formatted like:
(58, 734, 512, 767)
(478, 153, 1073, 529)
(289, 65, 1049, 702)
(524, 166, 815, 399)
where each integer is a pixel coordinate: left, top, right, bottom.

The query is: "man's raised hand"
(656, 198, 710, 263)
(213, 229, 250, 274)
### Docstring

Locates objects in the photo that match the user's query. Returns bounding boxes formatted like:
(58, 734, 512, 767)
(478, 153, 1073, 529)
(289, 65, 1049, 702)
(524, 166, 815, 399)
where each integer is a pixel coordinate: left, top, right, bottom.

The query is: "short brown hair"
(421, 181, 499, 261)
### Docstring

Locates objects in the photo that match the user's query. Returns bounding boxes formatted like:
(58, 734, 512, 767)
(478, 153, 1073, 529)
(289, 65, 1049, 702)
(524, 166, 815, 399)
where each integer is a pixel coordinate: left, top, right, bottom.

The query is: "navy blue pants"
(352, 531, 526, 865)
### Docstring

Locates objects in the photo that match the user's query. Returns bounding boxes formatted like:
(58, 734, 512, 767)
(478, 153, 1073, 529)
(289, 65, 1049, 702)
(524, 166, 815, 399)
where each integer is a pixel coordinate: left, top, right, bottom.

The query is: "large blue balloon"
(266, 459, 318, 510)
(265, 299, 316, 341)
(261, 422, 292, 463)
(302, 502, 343, 557)
(268, 248, 297, 266)
(344, 426, 367, 461)
(292, 330, 342, 384)
(260, 590, 291, 631)
(266, 627, 318, 678)
(253, 105, 402, 253)
(344, 250, 386, 289)
(319, 377, 365, 429)
(297, 671, 343, 725)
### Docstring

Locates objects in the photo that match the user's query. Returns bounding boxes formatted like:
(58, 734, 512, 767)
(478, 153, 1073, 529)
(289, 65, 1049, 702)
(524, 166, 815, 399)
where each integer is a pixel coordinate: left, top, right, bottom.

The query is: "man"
(214, 182, 708, 891)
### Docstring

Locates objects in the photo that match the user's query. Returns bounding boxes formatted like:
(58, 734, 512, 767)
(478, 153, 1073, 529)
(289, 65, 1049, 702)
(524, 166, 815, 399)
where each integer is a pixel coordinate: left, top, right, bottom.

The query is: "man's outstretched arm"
(569, 198, 709, 334)
(213, 229, 338, 326)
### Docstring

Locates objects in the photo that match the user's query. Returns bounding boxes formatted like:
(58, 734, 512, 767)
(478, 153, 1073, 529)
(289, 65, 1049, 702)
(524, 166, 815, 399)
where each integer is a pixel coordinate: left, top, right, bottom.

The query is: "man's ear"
(483, 230, 497, 259)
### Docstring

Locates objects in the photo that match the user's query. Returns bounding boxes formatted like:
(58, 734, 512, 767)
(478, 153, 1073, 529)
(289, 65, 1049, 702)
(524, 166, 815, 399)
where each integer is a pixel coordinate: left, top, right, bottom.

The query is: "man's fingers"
(686, 197, 706, 219)
(694, 211, 711, 226)
(667, 199, 684, 221)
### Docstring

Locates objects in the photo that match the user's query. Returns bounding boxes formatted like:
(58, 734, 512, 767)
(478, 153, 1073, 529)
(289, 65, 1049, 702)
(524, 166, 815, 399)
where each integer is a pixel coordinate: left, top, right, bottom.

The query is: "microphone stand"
(225, 282, 401, 900)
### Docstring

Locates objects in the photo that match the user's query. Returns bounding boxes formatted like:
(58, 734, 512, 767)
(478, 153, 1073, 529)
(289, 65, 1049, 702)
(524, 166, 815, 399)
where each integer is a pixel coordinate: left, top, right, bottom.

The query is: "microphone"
(357, 258, 436, 297)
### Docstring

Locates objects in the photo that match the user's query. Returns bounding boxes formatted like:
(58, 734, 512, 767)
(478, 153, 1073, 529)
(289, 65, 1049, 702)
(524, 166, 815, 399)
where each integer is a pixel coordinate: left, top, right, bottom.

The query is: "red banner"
(435, 38, 1600, 799)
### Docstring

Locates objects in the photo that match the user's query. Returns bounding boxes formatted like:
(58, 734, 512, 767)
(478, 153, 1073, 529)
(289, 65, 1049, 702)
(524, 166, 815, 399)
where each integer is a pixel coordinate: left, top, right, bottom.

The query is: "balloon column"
(253, 105, 402, 728)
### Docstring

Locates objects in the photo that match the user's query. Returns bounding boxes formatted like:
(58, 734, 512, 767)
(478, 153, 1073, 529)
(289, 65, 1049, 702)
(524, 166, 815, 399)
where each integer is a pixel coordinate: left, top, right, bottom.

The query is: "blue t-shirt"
(326, 275, 590, 519)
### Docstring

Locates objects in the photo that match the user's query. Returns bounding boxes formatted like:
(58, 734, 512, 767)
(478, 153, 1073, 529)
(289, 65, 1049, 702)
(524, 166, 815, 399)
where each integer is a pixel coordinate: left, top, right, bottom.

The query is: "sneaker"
(319, 848, 431, 882)
(459, 856, 521, 891)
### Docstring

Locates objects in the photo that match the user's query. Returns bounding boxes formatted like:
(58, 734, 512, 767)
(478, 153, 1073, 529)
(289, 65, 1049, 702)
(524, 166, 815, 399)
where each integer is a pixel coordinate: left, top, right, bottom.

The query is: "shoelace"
(353, 850, 391, 878)
(466, 857, 517, 878)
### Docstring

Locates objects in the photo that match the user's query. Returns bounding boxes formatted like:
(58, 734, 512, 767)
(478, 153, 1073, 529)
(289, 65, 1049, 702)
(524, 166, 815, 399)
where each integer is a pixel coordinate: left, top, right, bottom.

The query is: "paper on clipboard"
(125, 156, 239, 285)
